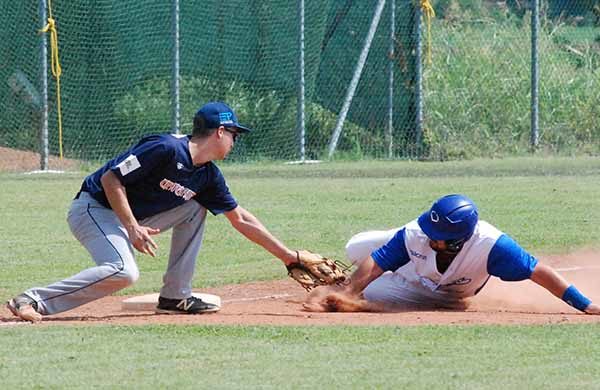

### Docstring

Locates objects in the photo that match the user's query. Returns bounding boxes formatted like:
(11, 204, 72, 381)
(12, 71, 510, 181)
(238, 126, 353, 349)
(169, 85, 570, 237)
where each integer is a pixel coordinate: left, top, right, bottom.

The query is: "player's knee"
(118, 264, 139, 286)
(345, 229, 398, 265)
(102, 260, 139, 288)
(345, 235, 367, 265)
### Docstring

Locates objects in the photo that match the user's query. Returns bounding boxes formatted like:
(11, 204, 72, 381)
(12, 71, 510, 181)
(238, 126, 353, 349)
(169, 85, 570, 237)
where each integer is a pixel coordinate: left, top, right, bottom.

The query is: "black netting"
(1, 1, 598, 171)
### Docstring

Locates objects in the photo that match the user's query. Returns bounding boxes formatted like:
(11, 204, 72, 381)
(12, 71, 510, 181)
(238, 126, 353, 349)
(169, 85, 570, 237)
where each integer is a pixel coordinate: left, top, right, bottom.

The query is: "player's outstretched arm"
(530, 262, 598, 314)
(345, 255, 385, 295)
(224, 206, 296, 266)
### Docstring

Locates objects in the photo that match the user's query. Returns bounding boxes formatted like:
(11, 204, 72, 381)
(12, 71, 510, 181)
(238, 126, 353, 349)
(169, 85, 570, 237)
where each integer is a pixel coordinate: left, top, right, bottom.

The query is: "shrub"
(305, 102, 383, 160)
(423, 18, 600, 159)
(113, 75, 378, 161)
(113, 75, 296, 160)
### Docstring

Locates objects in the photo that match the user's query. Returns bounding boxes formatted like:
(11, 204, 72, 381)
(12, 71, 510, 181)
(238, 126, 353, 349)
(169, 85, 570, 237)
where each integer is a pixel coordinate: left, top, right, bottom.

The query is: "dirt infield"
(0, 146, 79, 172)
(2, 250, 600, 327)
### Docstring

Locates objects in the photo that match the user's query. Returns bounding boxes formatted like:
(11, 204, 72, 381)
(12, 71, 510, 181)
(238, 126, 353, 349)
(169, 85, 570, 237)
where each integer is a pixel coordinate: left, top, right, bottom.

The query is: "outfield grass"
(1, 157, 600, 388)
(2, 157, 599, 296)
(2, 325, 600, 389)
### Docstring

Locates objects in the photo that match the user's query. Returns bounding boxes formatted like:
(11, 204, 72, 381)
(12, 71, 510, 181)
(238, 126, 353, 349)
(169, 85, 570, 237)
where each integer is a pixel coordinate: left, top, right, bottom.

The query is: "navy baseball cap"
(194, 102, 252, 133)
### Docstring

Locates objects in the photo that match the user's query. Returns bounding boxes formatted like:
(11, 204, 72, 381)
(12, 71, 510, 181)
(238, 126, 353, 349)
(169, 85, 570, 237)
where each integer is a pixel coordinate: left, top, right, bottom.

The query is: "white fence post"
(327, 0, 386, 158)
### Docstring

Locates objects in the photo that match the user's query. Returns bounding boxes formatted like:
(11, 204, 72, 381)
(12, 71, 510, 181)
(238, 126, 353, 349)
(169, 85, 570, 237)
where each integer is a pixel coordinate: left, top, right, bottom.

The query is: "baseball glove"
(287, 250, 350, 291)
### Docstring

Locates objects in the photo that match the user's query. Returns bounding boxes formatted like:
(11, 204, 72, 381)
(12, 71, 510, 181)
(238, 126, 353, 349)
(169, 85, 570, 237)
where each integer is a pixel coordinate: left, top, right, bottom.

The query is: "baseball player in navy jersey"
(304, 194, 600, 314)
(7, 101, 300, 322)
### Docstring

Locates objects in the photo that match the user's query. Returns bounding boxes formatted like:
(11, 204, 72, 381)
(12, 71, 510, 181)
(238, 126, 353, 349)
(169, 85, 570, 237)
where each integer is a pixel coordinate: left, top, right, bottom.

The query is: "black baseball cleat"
(155, 296, 220, 314)
(7, 294, 42, 323)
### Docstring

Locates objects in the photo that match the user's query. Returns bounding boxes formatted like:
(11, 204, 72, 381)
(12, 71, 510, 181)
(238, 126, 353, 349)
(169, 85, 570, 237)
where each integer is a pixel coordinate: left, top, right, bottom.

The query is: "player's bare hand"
(302, 285, 371, 312)
(127, 224, 160, 257)
(584, 303, 600, 315)
(302, 286, 335, 312)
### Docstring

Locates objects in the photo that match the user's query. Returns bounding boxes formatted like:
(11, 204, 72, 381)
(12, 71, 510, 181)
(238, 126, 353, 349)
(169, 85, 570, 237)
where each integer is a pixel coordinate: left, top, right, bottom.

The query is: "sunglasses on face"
(224, 128, 240, 141)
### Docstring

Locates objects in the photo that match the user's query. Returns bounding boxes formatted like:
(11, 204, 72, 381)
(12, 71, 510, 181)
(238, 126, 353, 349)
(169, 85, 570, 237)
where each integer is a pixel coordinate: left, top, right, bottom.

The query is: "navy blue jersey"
(80, 134, 237, 220)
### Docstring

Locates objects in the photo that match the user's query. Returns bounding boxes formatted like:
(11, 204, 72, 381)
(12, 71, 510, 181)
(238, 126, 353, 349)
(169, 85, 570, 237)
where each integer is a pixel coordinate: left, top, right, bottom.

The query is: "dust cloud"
(471, 249, 600, 314)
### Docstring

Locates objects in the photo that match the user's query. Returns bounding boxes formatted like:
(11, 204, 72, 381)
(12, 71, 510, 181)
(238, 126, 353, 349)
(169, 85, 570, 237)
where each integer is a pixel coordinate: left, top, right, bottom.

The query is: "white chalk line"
(222, 293, 293, 304)
(556, 265, 600, 272)
(0, 321, 30, 327)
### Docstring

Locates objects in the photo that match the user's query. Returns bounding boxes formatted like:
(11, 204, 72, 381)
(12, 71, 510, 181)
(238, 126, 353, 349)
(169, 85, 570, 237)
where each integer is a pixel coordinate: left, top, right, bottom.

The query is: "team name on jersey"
(159, 179, 196, 201)
(409, 249, 427, 260)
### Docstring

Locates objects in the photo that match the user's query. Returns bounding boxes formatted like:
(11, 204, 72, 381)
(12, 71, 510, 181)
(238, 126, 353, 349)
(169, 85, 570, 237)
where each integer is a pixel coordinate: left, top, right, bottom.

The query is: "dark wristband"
(562, 285, 592, 312)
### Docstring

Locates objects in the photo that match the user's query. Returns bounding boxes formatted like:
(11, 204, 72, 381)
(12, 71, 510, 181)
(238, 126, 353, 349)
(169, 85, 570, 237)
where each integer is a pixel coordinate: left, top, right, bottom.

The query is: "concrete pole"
(327, 0, 386, 158)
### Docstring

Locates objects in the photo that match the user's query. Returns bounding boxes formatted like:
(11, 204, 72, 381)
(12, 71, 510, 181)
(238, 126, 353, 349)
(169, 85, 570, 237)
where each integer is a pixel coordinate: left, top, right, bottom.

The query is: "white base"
(24, 170, 65, 175)
(121, 293, 221, 312)
(284, 159, 322, 165)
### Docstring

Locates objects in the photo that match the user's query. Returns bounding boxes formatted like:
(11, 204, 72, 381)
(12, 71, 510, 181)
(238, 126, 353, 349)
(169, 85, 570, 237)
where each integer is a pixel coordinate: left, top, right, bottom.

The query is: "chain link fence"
(538, 0, 600, 154)
(423, 0, 600, 160)
(1, 1, 599, 172)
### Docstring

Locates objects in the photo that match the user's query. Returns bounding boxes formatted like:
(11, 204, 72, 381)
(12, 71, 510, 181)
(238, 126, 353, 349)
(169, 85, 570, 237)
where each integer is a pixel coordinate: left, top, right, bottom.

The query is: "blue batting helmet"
(417, 194, 479, 241)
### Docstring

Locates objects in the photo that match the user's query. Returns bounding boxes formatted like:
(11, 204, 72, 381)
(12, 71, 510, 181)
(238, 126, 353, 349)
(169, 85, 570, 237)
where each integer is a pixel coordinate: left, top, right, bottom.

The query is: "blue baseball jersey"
(370, 220, 538, 297)
(80, 134, 237, 220)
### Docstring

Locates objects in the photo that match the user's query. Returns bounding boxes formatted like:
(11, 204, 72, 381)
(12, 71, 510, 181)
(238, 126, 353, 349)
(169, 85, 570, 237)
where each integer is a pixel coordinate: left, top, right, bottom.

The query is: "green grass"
(1, 158, 600, 388)
(2, 158, 600, 296)
(424, 20, 600, 159)
(2, 325, 600, 389)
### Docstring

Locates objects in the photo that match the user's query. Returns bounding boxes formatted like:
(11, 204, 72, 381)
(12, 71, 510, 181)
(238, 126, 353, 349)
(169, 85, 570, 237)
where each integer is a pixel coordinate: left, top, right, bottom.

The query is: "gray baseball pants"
(25, 191, 207, 315)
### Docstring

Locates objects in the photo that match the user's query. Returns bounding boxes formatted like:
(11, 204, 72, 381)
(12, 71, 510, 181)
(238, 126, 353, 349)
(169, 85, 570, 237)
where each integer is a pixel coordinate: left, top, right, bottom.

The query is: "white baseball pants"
(345, 229, 468, 309)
